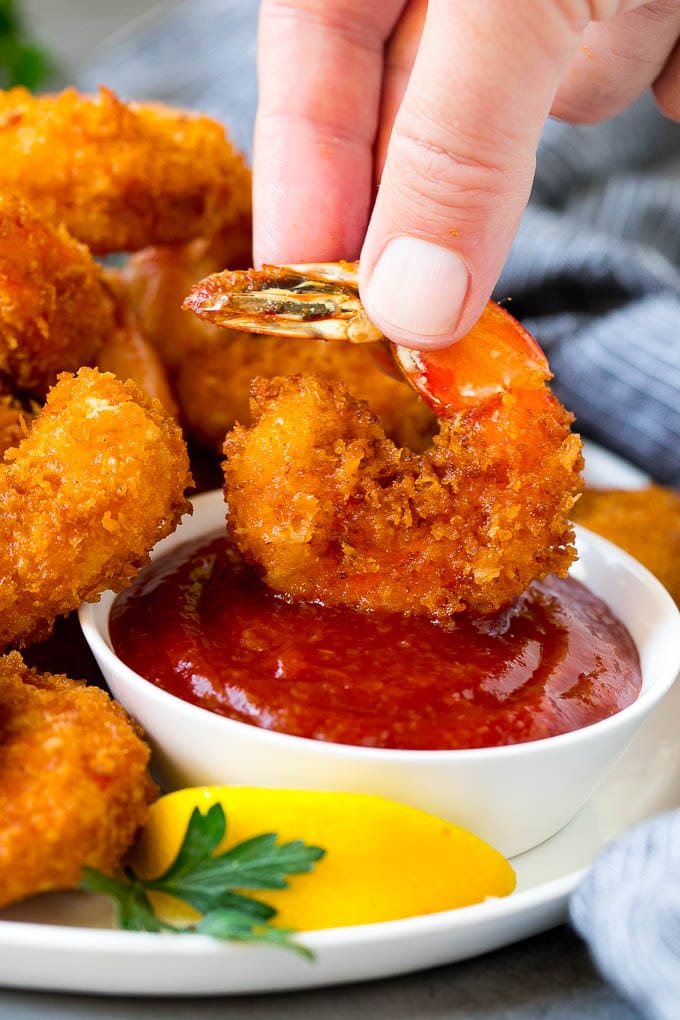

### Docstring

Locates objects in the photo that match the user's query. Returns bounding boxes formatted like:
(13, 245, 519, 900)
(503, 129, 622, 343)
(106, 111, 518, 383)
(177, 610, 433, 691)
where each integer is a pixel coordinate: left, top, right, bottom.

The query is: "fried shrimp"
(98, 271, 179, 419)
(0, 393, 31, 457)
(175, 334, 436, 453)
(572, 485, 680, 606)
(187, 262, 583, 618)
(0, 367, 192, 649)
(96, 311, 179, 420)
(120, 237, 233, 371)
(120, 211, 254, 375)
(0, 193, 115, 395)
(0, 87, 251, 254)
(0, 652, 156, 908)
(121, 244, 435, 452)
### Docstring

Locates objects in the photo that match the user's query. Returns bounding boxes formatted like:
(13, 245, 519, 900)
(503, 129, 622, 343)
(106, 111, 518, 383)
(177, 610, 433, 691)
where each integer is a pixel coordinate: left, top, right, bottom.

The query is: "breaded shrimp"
(0, 392, 31, 457)
(0, 652, 156, 908)
(0, 192, 115, 395)
(0, 87, 251, 254)
(0, 367, 192, 649)
(98, 271, 179, 419)
(175, 334, 436, 453)
(121, 243, 435, 452)
(120, 238, 231, 371)
(200, 213, 254, 273)
(120, 211, 253, 373)
(572, 485, 680, 606)
(188, 263, 583, 618)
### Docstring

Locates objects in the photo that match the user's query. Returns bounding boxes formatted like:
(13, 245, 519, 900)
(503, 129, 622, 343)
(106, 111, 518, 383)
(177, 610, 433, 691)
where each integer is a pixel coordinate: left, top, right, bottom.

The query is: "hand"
(253, 0, 680, 350)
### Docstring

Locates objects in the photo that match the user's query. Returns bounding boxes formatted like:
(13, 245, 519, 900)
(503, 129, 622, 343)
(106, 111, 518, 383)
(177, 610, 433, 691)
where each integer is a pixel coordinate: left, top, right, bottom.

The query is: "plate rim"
(0, 439, 667, 995)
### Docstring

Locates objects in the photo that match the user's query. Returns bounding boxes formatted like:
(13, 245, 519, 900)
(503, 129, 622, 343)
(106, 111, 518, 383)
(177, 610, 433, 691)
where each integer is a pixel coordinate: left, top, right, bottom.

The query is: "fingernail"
(363, 237, 469, 339)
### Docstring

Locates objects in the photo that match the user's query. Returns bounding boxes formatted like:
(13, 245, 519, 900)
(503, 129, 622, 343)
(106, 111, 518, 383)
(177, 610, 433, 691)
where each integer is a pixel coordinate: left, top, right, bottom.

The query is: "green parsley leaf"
(80, 868, 167, 933)
(80, 803, 325, 957)
(195, 910, 315, 960)
(0, 1, 51, 90)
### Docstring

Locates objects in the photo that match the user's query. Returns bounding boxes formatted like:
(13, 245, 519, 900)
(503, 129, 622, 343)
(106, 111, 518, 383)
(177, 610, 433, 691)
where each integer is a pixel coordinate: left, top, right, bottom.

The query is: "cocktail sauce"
(110, 533, 641, 750)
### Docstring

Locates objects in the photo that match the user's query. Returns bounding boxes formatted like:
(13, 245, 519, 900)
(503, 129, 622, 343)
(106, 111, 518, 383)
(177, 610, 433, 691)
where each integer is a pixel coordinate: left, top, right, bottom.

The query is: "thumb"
(359, 0, 586, 350)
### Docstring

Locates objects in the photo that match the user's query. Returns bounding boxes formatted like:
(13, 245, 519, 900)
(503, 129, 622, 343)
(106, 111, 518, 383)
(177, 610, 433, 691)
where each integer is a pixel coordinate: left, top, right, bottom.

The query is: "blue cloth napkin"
(79, 6, 680, 1016)
(571, 811, 680, 1020)
(496, 95, 680, 487)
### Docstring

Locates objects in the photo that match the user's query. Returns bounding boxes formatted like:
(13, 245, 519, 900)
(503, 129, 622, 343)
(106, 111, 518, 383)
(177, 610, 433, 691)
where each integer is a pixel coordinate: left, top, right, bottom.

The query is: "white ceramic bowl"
(80, 491, 680, 858)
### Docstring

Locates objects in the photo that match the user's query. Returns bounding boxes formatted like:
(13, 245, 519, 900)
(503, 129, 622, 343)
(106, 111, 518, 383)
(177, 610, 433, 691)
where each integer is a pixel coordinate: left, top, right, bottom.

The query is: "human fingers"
(374, 0, 427, 183)
(360, 0, 591, 350)
(553, 1, 680, 122)
(654, 35, 680, 119)
(253, 0, 405, 267)
(359, 0, 593, 351)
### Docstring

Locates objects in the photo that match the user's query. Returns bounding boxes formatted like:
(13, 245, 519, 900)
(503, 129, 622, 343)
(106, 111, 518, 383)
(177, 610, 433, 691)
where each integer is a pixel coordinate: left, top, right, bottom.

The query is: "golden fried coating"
(200, 213, 254, 275)
(121, 238, 229, 370)
(224, 375, 582, 618)
(96, 313, 179, 421)
(0, 87, 251, 254)
(121, 243, 435, 452)
(97, 274, 179, 419)
(0, 193, 115, 395)
(572, 485, 680, 605)
(0, 393, 31, 457)
(0, 652, 156, 907)
(121, 216, 253, 367)
(177, 334, 436, 452)
(0, 367, 192, 649)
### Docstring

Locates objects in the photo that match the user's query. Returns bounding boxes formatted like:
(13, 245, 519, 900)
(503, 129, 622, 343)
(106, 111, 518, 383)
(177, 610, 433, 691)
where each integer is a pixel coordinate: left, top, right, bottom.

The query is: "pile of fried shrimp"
(0, 85, 442, 912)
(0, 85, 245, 910)
(1, 84, 669, 919)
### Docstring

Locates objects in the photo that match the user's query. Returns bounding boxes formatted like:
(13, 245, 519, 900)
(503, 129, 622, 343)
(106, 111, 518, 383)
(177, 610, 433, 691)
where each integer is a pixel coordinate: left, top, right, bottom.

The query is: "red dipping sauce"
(110, 533, 642, 751)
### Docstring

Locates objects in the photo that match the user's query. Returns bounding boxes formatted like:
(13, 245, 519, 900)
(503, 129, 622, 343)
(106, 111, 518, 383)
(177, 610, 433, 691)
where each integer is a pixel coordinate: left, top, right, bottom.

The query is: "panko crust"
(0, 193, 115, 395)
(120, 238, 233, 371)
(572, 485, 680, 605)
(0, 87, 251, 254)
(97, 272, 180, 419)
(0, 367, 192, 649)
(0, 652, 156, 908)
(177, 333, 436, 452)
(121, 238, 435, 453)
(224, 375, 582, 618)
(120, 212, 254, 371)
(0, 393, 31, 457)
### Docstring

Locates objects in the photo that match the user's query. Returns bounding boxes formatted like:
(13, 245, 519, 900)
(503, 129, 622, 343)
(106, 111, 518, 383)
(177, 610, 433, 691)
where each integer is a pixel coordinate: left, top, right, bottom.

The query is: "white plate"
(1, 440, 675, 997)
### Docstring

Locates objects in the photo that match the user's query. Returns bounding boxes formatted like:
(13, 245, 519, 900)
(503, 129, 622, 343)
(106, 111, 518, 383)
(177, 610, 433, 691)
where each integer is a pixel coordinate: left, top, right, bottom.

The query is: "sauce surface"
(110, 533, 642, 750)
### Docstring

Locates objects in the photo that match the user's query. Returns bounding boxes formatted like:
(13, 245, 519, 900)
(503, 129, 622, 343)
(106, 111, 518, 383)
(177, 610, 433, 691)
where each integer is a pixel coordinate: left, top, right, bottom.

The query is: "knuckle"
(637, 0, 680, 24)
(549, 0, 626, 31)
(262, 0, 385, 53)
(387, 117, 527, 220)
(258, 109, 372, 151)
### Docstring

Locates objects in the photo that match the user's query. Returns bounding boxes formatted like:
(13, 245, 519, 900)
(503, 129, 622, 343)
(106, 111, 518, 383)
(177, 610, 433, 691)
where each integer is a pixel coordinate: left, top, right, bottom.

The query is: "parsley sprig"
(0, 1, 50, 90)
(81, 803, 325, 959)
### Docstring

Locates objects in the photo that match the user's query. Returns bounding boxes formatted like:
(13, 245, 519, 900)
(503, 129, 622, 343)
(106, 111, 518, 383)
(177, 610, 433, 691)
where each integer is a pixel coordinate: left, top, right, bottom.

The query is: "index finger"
(253, 0, 404, 266)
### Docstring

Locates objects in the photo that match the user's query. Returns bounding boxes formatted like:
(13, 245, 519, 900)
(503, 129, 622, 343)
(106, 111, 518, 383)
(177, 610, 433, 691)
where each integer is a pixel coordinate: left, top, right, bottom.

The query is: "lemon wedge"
(128, 787, 516, 931)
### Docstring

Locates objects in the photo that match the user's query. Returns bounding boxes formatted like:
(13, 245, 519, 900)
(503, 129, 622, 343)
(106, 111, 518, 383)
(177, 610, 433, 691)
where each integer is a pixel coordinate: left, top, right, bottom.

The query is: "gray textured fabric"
(571, 812, 680, 1020)
(496, 95, 680, 485)
(78, 0, 258, 157)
